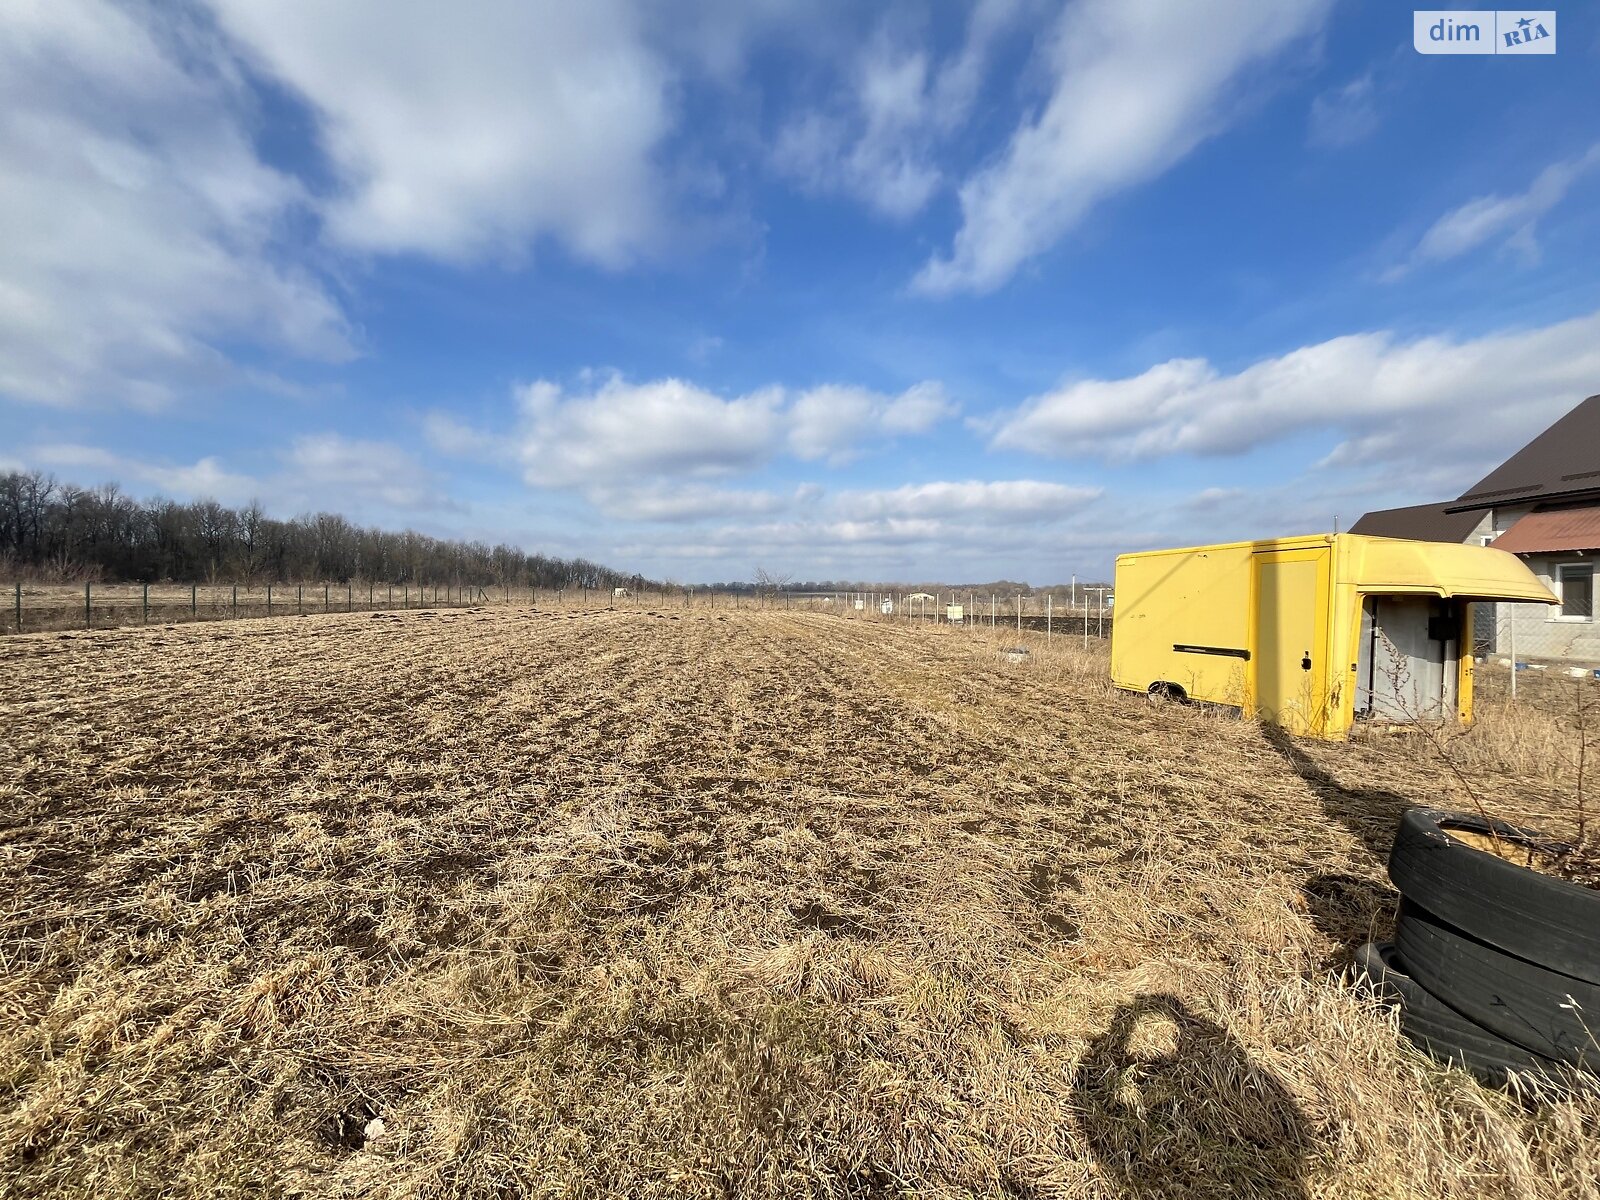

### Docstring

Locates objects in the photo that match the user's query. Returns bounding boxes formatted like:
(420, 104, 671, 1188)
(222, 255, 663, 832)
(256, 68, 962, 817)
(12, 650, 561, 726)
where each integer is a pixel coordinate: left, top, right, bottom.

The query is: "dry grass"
(3, 583, 738, 635)
(1, 608, 1596, 1199)
(1452, 666, 1600, 788)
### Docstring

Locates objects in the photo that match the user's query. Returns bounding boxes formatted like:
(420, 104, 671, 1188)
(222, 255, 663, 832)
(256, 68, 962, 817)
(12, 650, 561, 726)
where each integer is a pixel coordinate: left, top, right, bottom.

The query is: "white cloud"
(204, 0, 673, 267)
(686, 333, 725, 363)
(584, 482, 800, 522)
(772, 44, 942, 219)
(0, 0, 353, 407)
(507, 373, 954, 490)
(28, 443, 259, 504)
(991, 309, 1600, 475)
(843, 479, 1101, 518)
(607, 502, 1121, 579)
(771, 1, 1022, 219)
(20, 432, 464, 522)
(516, 376, 785, 487)
(1308, 73, 1377, 148)
(1189, 485, 1245, 510)
(287, 433, 450, 511)
(590, 473, 1109, 581)
(880, 381, 959, 434)
(928, 0, 1027, 124)
(423, 411, 511, 461)
(787, 381, 955, 462)
(915, 0, 1333, 295)
(1391, 144, 1600, 276)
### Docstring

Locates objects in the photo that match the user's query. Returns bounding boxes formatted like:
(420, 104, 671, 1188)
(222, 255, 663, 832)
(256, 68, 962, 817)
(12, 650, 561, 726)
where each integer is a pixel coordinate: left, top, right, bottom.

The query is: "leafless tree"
(234, 499, 267, 586)
(0, 468, 658, 592)
(754, 566, 793, 597)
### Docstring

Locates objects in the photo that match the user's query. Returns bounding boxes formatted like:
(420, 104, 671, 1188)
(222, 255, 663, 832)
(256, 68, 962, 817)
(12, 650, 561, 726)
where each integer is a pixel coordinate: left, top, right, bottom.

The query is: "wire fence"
(807, 589, 1114, 642)
(4, 581, 1117, 641)
(1471, 600, 1600, 688)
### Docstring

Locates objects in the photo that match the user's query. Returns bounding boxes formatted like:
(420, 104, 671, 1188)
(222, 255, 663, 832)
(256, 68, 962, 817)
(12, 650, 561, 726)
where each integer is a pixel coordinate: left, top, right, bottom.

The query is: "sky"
(3, 0, 1599, 584)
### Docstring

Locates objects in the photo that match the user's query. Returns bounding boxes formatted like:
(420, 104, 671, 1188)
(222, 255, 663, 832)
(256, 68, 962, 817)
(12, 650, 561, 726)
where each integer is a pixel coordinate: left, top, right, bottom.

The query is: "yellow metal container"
(1110, 534, 1557, 738)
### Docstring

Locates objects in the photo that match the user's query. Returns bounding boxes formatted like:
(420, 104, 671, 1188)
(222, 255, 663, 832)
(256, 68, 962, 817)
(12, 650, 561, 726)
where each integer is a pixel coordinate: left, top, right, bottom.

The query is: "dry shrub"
(1, 609, 1597, 1198)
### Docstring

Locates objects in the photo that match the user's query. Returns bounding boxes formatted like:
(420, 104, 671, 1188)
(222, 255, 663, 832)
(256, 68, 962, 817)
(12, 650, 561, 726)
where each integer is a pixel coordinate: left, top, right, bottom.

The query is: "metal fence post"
(13, 582, 19, 634)
(1047, 594, 1052, 643)
(191, 583, 197, 618)
(232, 585, 237, 620)
(85, 581, 91, 629)
(323, 583, 329, 611)
(298, 584, 303, 615)
(1509, 609, 1518, 700)
(267, 584, 272, 615)
(1015, 593, 1021, 637)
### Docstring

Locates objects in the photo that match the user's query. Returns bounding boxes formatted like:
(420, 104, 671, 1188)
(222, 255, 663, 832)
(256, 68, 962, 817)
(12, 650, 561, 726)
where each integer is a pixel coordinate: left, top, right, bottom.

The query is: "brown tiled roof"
(1491, 504, 1600, 554)
(1453, 393, 1600, 508)
(1348, 501, 1484, 543)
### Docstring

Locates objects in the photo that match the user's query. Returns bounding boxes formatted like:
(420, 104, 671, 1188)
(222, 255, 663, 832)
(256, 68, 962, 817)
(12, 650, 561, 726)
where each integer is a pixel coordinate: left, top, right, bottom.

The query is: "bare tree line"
(0, 471, 652, 591)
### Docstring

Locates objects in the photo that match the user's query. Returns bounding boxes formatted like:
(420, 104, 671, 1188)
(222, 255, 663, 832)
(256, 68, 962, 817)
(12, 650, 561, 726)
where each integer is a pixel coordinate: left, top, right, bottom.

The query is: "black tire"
(1352, 942, 1564, 1087)
(1387, 808, 1600, 985)
(1146, 682, 1188, 705)
(1394, 900, 1600, 1070)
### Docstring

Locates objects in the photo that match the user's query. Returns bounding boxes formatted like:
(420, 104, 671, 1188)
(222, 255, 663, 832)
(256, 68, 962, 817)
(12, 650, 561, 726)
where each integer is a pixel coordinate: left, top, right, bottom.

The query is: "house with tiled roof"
(1352, 394, 1600, 670)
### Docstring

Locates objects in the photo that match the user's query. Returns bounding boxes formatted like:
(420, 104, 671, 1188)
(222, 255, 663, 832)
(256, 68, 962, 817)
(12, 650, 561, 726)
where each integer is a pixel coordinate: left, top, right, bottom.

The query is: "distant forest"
(0, 471, 652, 590)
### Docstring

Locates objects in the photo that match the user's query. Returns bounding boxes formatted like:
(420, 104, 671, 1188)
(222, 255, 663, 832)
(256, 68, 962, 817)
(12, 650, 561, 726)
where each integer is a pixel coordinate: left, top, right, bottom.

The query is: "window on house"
(1558, 564, 1593, 620)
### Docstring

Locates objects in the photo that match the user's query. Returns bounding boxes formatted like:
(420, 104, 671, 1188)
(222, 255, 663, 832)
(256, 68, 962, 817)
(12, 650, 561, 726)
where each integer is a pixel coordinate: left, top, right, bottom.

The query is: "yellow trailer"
(1110, 534, 1557, 738)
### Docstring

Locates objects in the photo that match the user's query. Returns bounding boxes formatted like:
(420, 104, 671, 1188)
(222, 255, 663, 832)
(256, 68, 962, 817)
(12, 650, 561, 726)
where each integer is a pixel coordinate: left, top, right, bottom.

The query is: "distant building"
(1352, 393, 1599, 668)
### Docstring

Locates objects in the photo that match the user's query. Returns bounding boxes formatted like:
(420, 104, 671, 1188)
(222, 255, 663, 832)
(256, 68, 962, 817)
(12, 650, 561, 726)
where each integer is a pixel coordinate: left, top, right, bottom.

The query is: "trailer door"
(1358, 596, 1456, 720)
(1254, 550, 1329, 735)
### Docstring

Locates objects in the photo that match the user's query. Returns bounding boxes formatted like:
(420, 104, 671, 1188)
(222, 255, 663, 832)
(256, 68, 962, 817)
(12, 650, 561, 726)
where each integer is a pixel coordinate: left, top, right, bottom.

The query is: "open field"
(3, 583, 646, 635)
(2, 608, 1597, 1198)
(4, 583, 1106, 637)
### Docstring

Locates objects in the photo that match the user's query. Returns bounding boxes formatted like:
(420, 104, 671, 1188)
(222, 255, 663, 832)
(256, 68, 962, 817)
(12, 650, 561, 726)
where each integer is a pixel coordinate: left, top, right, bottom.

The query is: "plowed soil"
(2, 608, 1595, 1198)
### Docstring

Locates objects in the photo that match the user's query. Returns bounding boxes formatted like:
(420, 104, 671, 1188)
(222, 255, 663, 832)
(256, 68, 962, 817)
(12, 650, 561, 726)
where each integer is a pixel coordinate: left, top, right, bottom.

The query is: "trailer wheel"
(1147, 682, 1188, 705)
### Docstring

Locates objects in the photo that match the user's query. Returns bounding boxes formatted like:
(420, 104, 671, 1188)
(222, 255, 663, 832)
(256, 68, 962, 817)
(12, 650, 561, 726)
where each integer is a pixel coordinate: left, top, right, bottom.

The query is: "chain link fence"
(6, 581, 1121, 642)
(810, 590, 1114, 643)
(1473, 600, 1600, 683)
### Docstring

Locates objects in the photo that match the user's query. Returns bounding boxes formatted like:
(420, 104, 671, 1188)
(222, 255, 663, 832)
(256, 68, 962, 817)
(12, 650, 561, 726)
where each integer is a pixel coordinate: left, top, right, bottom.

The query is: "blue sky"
(3, 1, 1599, 583)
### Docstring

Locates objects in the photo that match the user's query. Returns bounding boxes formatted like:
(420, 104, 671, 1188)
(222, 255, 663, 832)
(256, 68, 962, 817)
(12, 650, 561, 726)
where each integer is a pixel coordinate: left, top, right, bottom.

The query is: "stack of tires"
(1355, 807, 1599, 1088)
